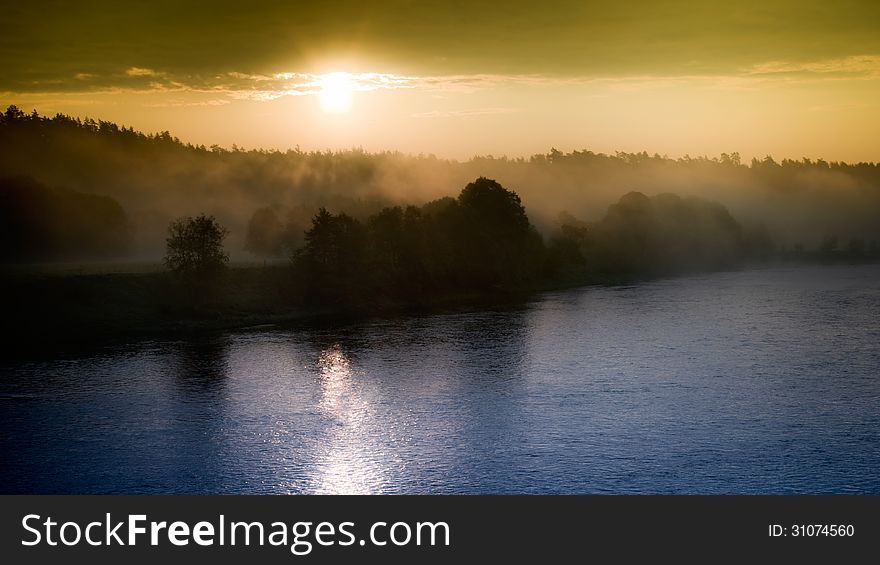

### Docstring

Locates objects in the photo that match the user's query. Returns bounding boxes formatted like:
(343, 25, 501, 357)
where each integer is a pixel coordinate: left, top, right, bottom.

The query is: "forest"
(2, 105, 880, 264)
(1, 105, 879, 344)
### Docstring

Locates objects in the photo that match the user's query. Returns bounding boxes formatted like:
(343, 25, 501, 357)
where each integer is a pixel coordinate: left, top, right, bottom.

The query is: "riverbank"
(1, 263, 539, 354)
(3, 255, 877, 355)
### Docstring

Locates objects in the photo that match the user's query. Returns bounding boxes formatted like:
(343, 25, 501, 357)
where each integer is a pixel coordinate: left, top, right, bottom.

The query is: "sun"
(318, 72, 354, 114)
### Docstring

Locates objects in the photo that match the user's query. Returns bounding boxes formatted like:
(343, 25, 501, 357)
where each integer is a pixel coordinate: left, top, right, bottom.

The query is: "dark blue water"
(2, 263, 879, 493)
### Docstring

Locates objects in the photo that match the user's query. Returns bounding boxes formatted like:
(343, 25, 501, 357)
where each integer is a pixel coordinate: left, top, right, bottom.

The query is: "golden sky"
(3, 1, 879, 161)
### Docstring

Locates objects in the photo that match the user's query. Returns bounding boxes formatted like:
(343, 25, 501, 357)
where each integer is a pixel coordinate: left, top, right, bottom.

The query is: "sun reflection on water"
(312, 343, 386, 494)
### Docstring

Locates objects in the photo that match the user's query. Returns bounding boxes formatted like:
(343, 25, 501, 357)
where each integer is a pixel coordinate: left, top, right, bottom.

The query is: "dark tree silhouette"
(291, 179, 546, 304)
(454, 177, 543, 287)
(458, 177, 529, 235)
(293, 208, 366, 303)
(366, 206, 407, 281)
(164, 214, 229, 275)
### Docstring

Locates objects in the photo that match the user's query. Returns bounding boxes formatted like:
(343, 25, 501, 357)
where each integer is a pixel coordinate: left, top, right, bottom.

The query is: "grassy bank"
(0, 263, 541, 353)
(2, 265, 294, 349)
(4, 254, 877, 356)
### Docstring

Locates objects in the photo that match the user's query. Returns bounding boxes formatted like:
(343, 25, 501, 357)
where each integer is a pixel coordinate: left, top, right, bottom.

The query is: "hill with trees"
(2, 105, 879, 264)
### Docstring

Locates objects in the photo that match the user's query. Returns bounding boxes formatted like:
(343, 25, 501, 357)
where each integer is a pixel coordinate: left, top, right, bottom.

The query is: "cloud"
(4, 55, 880, 102)
(0, 68, 549, 100)
(222, 71, 417, 101)
(144, 98, 232, 108)
(125, 67, 158, 77)
(744, 55, 880, 78)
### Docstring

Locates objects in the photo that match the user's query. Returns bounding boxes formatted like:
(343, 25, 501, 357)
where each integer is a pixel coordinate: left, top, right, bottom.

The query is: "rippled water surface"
(2, 263, 879, 493)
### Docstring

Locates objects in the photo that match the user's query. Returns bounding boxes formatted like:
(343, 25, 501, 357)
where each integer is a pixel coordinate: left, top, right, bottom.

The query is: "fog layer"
(1, 106, 878, 261)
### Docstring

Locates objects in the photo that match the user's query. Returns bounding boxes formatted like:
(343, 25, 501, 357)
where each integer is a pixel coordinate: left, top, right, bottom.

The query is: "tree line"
(4, 105, 880, 265)
(5, 105, 877, 176)
(167, 177, 779, 309)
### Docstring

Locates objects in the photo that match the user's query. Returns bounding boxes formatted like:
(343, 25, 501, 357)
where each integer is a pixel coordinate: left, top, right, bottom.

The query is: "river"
(2, 262, 879, 493)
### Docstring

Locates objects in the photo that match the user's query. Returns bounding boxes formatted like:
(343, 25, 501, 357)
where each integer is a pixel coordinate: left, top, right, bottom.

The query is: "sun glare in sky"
(3, 3, 880, 161)
(317, 72, 354, 114)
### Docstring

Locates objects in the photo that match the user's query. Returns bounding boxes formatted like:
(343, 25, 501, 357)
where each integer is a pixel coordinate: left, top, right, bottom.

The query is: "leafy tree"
(366, 206, 407, 284)
(454, 177, 542, 287)
(458, 177, 529, 235)
(293, 208, 366, 303)
(364, 205, 431, 295)
(1, 105, 26, 123)
(164, 214, 229, 276)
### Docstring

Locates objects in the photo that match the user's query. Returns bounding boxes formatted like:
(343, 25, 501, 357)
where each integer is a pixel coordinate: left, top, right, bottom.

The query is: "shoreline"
(3, 256, 877, 357)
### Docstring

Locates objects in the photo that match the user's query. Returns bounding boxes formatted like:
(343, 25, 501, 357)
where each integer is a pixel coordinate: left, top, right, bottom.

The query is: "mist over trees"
(549, 192, 755, 278)
(0, 175, 131, 262)
(2, 106, 879, 265)
(244, 204, 314, 258)
(244, 207, 284, 257)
